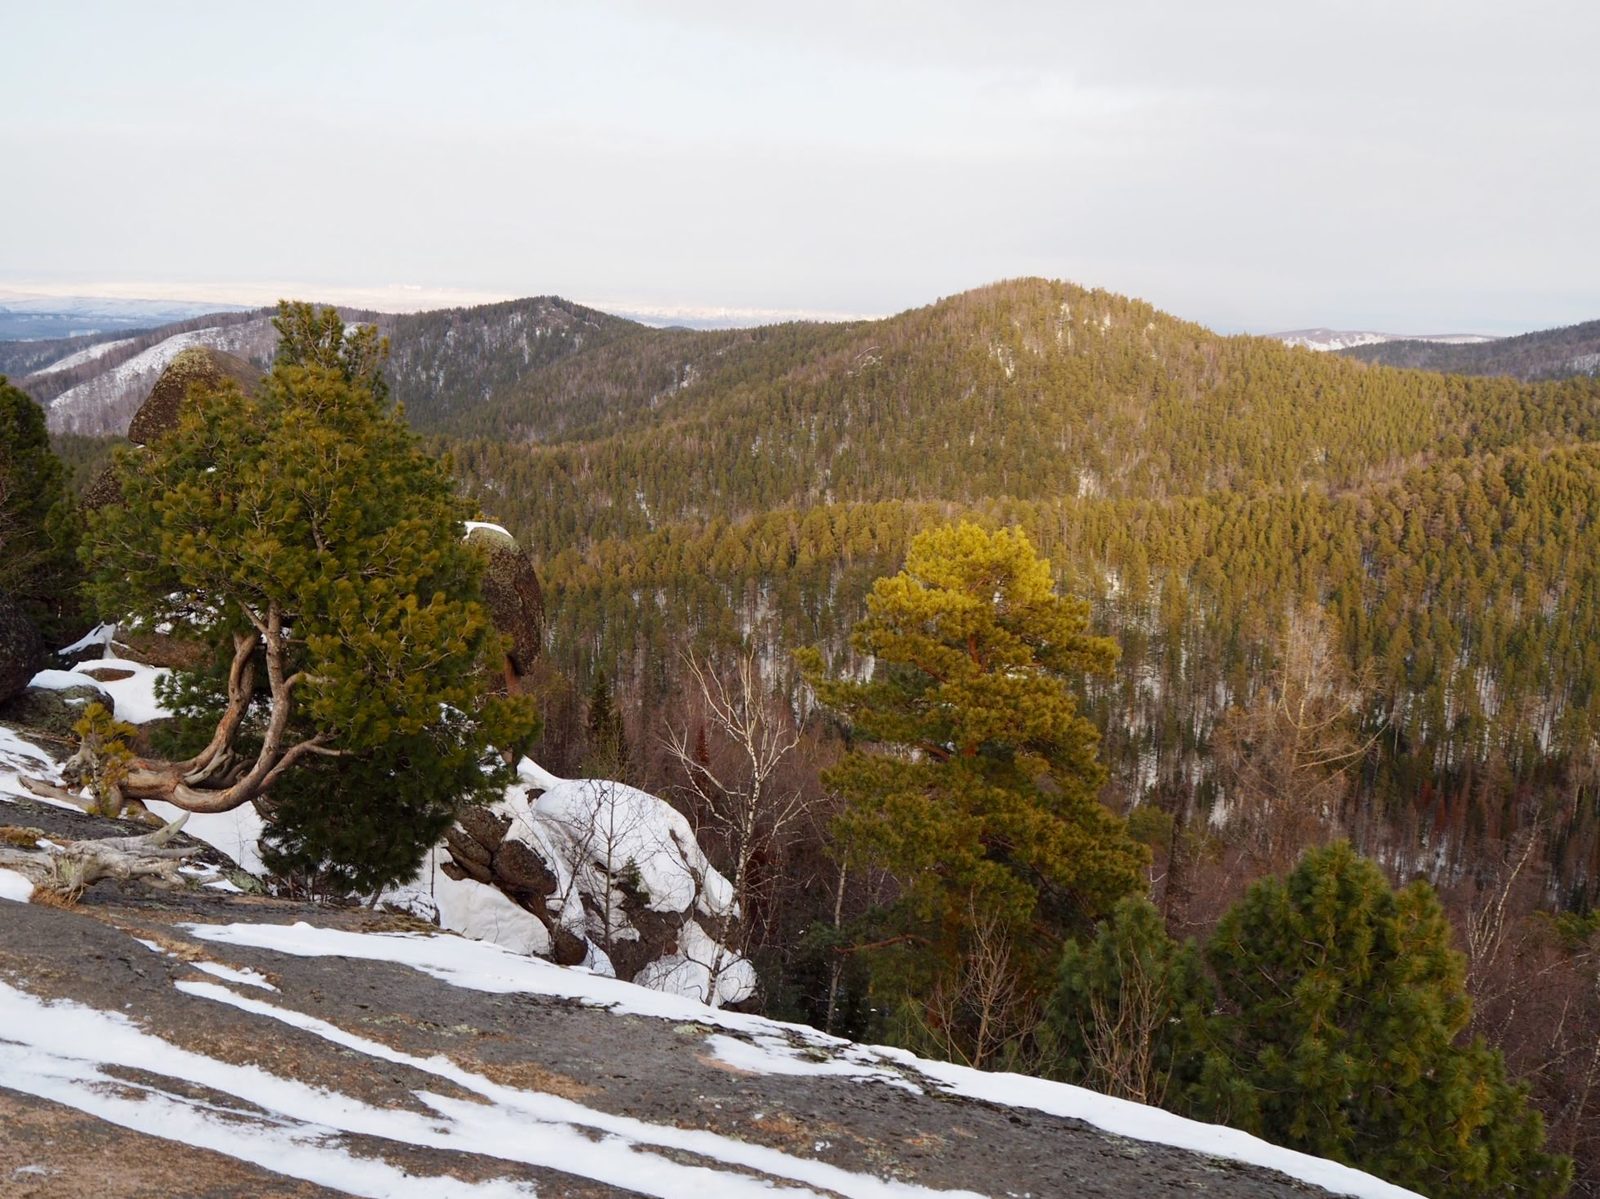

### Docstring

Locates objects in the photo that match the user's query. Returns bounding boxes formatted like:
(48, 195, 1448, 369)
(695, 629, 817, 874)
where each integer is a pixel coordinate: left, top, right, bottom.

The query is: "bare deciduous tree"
(907, 898, 1042, 1071)
(1212, 603, 1374, 870)
(664, 652, 807, 922)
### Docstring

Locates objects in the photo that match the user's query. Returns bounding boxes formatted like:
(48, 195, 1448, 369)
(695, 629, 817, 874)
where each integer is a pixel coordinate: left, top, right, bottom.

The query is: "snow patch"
(140, 799, 264, 876)
(180, 921, 1423, 1198)
(64, 656, 170, 724)
(189, 960, 277, 991)
(634, 919, 757, 1007)
(0, 868, 35, 903)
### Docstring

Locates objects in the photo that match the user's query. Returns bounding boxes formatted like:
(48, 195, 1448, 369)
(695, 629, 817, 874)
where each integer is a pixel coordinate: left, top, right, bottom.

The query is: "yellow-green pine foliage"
(804, 522, 1147, 988)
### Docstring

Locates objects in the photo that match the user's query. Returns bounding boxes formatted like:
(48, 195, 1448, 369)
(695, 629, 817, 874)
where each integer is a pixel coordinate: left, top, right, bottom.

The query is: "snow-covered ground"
(0, 902, 1419, 1196)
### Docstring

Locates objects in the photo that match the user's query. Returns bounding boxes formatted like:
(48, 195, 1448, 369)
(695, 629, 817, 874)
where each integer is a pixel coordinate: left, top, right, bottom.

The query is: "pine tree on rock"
(80, 302, 535, 886)
(1202, 843, 1570, 1199)
(800, 521, 1147, 1059)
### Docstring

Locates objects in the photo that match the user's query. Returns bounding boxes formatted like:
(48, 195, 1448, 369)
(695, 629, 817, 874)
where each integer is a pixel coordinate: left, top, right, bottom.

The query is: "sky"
(4, 0, 1598, 333)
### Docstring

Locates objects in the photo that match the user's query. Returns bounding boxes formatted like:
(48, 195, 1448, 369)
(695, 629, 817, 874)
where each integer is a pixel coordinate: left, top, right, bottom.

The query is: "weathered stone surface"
(80, 461, 124, 510)
(0, 682, 111, 740)
(0, 590, 46, 705)
(492, 836, 559, 901)
(127, 346, 262, 446)
(0, 885, 1362, 1198)
(464, 524, 545, 688)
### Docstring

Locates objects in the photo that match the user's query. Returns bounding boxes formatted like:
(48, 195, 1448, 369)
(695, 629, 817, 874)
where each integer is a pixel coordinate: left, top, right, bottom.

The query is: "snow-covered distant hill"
(10, 295, 633, 438)
(1272, 328, 1499, 353)
(44, 318, 278, 434)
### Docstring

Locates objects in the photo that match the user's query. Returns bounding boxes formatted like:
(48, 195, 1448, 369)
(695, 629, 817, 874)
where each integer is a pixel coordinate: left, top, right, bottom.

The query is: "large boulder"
(0, 590, 46, 705)
(127, 346, 262, 447)
(83, 346, 262, 510)
(434, 764, 755, 1005)
(464, 522, 544, 690)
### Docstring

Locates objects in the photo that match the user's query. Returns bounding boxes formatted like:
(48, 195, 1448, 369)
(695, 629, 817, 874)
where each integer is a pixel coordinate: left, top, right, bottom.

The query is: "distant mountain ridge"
(1338, 317, 1600, 379)
(1271, 328, 1497, 353)
(0, 291, 250, 341)
(9, 296, 632, 437)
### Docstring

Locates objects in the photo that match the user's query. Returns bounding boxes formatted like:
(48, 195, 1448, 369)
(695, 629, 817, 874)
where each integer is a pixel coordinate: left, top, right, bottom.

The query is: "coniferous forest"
(23, 279, 1600, 1196)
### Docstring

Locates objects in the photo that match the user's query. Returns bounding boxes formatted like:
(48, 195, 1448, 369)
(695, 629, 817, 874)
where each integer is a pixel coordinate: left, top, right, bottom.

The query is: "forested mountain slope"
(14, 297, 628, 437)
(1341, 317, 1600, 379)
(443, 279, 1600, 545)
(425, 279, 1600, 908)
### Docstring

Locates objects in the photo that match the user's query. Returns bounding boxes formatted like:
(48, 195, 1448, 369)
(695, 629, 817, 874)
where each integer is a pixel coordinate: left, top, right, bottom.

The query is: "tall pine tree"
(801, 522, 1146, 1060)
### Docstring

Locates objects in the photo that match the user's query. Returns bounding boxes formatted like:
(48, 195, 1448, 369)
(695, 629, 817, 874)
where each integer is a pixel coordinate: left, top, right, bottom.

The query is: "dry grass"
(459, 1056, 598, 1101)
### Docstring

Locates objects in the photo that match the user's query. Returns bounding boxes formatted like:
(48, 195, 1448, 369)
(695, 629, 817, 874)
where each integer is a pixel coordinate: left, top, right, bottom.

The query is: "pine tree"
(582, 669, 629, 778)
(82, 302, 536, 888)
(1046, 895, 1215, 1109)
(1201, 843, 1570, 1198)
(0, 376, 83, 641)
(800, 521, 1147, 1059)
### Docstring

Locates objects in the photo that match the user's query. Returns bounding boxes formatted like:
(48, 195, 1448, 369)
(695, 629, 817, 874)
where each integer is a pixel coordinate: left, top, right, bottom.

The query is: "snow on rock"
(56, 623, 117, 657)
(463, 519, 513, 540)
(634, 919, 758, 1007)
(24, 668, 112, 695)
(419, 846, 552, 957)
(64, 655, 170, 724)
(391, 760, 754, 1009)
(0, 725, 77, 811)
(0, 867, 35, 903)
(527, 767, 736, 919)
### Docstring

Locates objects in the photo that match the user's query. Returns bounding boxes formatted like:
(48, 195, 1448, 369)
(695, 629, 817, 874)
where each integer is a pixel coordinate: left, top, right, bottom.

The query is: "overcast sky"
(5, 1, 1597, 332)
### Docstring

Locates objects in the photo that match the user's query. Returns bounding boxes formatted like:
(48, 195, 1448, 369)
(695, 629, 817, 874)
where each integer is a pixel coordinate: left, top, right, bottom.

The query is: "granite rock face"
(127, 346, 262, 446)
(464, 523, 545, 691)
(82, 346, 265, 511)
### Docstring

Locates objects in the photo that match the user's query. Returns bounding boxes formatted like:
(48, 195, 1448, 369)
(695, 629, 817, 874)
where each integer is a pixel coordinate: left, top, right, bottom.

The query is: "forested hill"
(16, 296, 630, 437)
(438, 278, 1600, 543)
(1340, 317, 1600, 379)
(421, 279, 1600, 911)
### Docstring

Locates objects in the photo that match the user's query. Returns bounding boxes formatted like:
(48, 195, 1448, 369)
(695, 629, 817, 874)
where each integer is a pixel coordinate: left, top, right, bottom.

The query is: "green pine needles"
(1050, 845, 1572, 1198)
(83, 302, 535, 891)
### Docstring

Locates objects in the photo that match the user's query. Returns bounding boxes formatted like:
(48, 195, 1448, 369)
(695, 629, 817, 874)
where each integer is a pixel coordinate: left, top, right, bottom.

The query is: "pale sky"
(5, 1, 1598, 333)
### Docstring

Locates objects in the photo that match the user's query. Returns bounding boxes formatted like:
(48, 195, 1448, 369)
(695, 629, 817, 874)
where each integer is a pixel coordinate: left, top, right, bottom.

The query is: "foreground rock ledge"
(0, 805, 1401, 1199)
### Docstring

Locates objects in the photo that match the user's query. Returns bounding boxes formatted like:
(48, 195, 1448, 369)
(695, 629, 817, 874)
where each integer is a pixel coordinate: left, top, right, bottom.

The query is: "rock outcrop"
(0, 815, 1407, 1199)
(427, 763, 754, 1005)
(83, 346, 264, 510)
(0, 680, 111, 740)
(127, 346, 262, 446)
(464, 522, 545, 691)
(0, 590, 45, 705)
